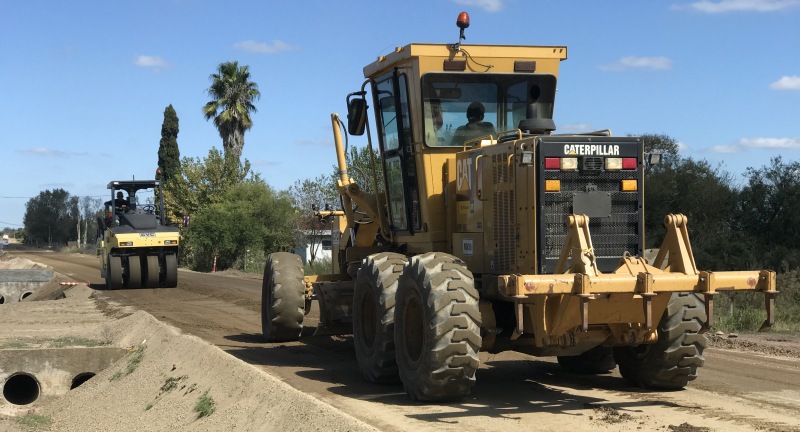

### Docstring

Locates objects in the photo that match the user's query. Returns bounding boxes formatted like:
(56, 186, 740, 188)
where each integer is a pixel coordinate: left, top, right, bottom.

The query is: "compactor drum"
(97, 180, 180, 289)
(261, 13, 777, 401)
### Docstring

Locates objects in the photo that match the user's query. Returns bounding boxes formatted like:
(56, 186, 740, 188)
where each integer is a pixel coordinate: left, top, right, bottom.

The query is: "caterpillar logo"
(456, 157, 473, 192)
(563, 144, 620, 156)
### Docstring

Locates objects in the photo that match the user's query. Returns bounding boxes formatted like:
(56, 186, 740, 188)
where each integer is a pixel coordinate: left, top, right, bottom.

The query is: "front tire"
(353, 252, 407, 383)
(394, 252, 481, 401)
(126, 255, 142, 289)
(164, 254, 178, 288)
(107, 255, 123, 290)
(262, 252, 305, 342)
(614, 293, 708, 389)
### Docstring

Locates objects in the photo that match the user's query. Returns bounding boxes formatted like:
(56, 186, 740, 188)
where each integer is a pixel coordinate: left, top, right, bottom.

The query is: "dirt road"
(10, 248, 800, 431)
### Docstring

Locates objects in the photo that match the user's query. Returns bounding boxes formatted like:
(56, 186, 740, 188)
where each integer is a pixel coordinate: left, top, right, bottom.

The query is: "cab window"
(422, 73, 557, 147)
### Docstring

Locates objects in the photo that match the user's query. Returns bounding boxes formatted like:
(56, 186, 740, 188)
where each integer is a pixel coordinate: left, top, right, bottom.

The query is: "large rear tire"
(107, 256, 123, 290)
(262, 252, 305, 342)
(164, 254, 178, 288)
(126, 256, 142, 289)
(394, 252, 481, 401)
(614, 293, 708, 389)
(353, 252, 407, 384)
(557, 346, 616, 374)
(144, 255, 160, 287)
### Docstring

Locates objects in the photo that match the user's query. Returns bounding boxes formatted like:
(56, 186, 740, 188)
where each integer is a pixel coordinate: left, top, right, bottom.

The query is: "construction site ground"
(1, 245, 799, 432)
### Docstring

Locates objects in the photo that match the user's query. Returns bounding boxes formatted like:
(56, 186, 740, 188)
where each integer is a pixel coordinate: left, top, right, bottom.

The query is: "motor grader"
(98, 180, 180, 289)
(261, 12, 777, 401)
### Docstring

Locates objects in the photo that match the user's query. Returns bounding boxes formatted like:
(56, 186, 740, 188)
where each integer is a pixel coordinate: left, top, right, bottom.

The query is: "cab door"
(373, 70, 421, 235)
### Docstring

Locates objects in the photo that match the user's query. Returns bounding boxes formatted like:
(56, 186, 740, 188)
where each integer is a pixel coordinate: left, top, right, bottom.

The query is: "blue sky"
(1, 0, 798, 229)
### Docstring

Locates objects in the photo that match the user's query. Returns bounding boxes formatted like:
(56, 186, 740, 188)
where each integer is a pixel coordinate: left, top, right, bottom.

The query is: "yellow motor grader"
(261, 13, 777, 401)
(97, 180, 180, 289)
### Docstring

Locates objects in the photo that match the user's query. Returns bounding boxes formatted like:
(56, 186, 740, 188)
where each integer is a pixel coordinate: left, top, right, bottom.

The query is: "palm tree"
(203, 61, 261, 160)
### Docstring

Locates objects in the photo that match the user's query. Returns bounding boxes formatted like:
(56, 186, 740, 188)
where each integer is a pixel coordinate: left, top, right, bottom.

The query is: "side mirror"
(347, 93, 368, 136)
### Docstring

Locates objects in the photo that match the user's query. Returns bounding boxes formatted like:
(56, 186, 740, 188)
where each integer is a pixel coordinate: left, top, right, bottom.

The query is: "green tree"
(163, 148, 257, 223)
(739, 157, 800, 271)
(203, 61, 260, 160)
(640, 133, 680, 160)
(181, 181, 296, 271)
(79, 196, 102, 246)
(158, 105, 181, 182)
(337, 144, 384, 196)
(644, 156, 751, 270)
(23, 189, 79, 246)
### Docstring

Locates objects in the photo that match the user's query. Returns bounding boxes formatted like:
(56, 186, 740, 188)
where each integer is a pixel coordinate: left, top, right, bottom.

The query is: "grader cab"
(261, 12, 776, 401)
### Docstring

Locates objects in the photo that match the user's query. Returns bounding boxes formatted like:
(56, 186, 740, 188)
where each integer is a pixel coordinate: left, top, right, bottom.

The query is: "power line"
(0, 221, 24, 227)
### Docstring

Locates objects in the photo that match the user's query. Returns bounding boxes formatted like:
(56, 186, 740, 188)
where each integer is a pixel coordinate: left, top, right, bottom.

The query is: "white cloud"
(739, 137, 800, 149)
(134, 55, 169, 68)
(451, 0, 503, 12)
(710, 137, 800, 153)
(598, 56, 673, 71)
(233, 40, 296, 54)
(770, 76, 800, 90)
(710, 144, 742, 153)
(672, 0, 800, 13)
(16, 147, 87, 157)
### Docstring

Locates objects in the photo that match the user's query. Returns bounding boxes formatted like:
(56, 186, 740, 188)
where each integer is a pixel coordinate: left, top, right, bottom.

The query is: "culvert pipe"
(0, 294, 5, 304)
(3, 373, 40, 405)
(19, 291, 33, 301)
(71, 372, 96, 389)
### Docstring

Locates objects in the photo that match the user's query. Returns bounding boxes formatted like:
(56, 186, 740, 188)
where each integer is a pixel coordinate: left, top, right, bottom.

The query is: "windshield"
(421, 73, 557, 147)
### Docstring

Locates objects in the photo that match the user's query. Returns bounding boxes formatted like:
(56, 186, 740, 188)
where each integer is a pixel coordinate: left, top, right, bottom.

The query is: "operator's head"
(467, 101, 485, 123)
(116, 191, 124, 199)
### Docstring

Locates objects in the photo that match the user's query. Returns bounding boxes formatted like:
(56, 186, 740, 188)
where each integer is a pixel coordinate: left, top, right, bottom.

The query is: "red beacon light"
(457, 12, 470, 30)
(456, 12, 470, 46)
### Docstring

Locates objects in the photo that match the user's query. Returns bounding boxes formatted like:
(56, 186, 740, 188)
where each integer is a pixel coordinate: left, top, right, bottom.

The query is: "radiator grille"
(541, 168, 640, 273)
(492, 152, 515, 273)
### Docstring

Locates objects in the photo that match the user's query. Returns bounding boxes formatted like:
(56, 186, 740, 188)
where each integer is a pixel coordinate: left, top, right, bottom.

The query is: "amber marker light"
(621, 180, 638, 191)
(545, 179, 561, 192)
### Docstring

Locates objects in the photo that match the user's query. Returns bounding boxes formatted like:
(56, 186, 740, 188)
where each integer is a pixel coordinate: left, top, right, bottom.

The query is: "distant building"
(292, 230, 333, 264)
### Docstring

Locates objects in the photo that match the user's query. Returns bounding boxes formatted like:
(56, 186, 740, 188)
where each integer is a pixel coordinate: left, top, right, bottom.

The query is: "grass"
(160, 375, 186, 393)
(712, 270, 800, 333)
(0, 337, 105, 350)
(47, 337, 105, 348)
(110, 344, 145, 381)
(304, 256, 332, 276)
(194, 391, 216, 418)
(0, 340, 28, 349)
(16, 413, 52, 429)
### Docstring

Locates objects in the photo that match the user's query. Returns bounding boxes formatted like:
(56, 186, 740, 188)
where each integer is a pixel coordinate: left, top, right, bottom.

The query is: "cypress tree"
(158, 105, 181, 181)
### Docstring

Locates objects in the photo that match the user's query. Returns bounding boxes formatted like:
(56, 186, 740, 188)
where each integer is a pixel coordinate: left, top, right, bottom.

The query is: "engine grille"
(540, 161, 641, 273)
(492, 152, 515, 273)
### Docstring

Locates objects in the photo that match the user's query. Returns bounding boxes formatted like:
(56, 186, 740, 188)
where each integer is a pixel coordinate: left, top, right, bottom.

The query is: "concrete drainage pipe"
(3, 373, 40, 405)
(71, 372, 96, 389)
(0, 295, 5, 304)
(19, 291, 33, 301)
